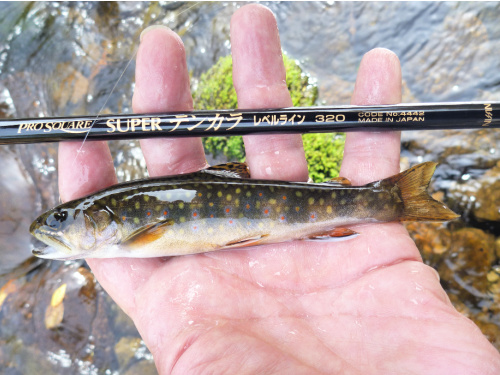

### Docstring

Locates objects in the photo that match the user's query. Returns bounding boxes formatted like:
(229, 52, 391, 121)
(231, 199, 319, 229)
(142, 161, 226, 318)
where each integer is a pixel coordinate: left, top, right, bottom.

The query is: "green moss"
(303, 133, 345, 181)
(192, 53, 344, 182)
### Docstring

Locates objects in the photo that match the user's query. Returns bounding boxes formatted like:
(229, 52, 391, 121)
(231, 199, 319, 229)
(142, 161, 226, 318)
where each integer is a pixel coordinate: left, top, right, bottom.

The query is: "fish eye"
(46, 210, 68, 230)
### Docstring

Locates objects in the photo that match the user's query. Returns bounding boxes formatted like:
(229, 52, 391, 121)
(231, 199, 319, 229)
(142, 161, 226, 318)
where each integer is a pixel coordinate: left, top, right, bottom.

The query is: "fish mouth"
(31, 228, 74, 259)
(32, 246, 83, 260)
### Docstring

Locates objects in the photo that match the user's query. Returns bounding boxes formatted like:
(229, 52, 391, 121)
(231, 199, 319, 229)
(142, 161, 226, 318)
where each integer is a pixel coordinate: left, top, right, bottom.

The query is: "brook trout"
(30, 162, 458, 260)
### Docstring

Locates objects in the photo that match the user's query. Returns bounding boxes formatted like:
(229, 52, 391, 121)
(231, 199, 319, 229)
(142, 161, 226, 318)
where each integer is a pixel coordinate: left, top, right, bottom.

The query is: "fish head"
(30, 201, 119, 260)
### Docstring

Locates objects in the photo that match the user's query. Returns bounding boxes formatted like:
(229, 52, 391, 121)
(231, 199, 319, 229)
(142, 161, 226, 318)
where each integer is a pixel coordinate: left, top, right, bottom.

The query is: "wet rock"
(446, 162, 500, 222)
(438, 228, 496, 297)
(115, 337, 143, 369)
(405, 222, 452, 264)
(0, 147, 37, 274)
(469, 164, 500, 222)
(122, 360, 158, 375)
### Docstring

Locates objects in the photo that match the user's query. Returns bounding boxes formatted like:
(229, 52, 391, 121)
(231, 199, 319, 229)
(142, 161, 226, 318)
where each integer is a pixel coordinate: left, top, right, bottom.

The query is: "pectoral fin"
(122, 219, 174, 248)
(204, 162, 251, 179)
(303, 227, 358, 241)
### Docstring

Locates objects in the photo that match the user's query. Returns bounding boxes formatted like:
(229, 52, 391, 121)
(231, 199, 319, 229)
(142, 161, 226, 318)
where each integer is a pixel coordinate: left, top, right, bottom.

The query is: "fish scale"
(30, 162, 459, 259)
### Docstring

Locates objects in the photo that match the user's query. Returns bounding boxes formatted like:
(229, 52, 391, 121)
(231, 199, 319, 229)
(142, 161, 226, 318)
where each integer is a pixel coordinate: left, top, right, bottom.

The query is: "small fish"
(30, 162, 458, 260)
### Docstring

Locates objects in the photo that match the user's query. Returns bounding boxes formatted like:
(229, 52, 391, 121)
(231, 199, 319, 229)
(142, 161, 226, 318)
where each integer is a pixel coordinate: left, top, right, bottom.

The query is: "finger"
(58, 141, 117, 202)
(87, 26, 208, 317)
(134, 26, 207, 177)
(231, 4, 309, 181)
(339, 48, 402, 185)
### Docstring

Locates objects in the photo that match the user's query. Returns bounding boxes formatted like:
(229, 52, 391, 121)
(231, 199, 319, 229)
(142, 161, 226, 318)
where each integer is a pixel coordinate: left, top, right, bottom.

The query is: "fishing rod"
(0, 102, 498, 144)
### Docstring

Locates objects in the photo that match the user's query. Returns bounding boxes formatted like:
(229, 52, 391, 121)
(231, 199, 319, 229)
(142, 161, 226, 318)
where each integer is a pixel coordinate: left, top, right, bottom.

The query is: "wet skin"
(57, 4, 500, 375)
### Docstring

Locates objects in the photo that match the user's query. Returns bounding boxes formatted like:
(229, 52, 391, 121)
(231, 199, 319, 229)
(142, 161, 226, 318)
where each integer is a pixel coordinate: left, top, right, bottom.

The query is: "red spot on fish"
(163, 211, 168, 216)
(193, 212, 198, 217)
(122, 216, 126, 221)
(264, 209, 269, 215)
(280, 216, 285, 221)
(282, 196, 287, 200)
(228, 220, 233, 225)
(245, 203, 250, 210)
(259, 192, 263, 197)
(147, 211, 151, 216)
(210, 214, 214, 218)
(310, 214, 316, 219)
(225, 208, 231, 213)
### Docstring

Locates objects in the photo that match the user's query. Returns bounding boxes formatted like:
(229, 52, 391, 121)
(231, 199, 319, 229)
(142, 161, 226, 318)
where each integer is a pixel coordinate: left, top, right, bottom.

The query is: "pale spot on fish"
(258, 222, 264, 228)
(226, 194, 232, 201)
(326, 206, 333, 214)
(208, 227, 214, 234)
(269, 198, 277, 205)
(111, 198, 117, 206)
(180, 216, 186, 223)
(331, 192, 336, 199)
(217, 191, 223, 198)
(135, 201, 140, 210)
(246, 191, 251, 197)
(134, 217, 140, 224)
(235, 188, 241, 194)
(143, 195, 150, 202)
(296, 191, 302, 197)
(308, 197, 315, 205)
(179, 202, 185, 209)
(319, 198, 324, 205)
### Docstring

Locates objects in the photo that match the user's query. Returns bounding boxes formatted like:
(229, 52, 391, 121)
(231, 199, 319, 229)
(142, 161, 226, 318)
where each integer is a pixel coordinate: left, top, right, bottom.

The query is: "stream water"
(0, 2, 499, 373)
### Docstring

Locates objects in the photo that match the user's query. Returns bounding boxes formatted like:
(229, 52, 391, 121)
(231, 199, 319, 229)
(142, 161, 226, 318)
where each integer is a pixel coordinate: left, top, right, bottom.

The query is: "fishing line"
(71, 1, 202, 167)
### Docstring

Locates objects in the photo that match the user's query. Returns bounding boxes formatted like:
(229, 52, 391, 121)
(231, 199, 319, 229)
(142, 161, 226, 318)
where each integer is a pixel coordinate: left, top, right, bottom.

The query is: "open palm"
(57, 5, 500, 374)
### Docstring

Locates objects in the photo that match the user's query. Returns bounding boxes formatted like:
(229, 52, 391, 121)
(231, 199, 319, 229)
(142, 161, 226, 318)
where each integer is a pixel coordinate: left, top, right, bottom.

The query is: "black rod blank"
(0, 102, 498, 144)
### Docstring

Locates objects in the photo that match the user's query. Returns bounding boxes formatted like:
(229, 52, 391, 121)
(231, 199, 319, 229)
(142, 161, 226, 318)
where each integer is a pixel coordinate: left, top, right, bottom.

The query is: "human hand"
(57, 4, 500, 374)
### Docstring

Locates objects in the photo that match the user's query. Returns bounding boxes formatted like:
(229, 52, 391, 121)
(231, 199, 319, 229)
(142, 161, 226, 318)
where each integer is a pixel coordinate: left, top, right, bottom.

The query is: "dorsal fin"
(204, 162, 251, 179)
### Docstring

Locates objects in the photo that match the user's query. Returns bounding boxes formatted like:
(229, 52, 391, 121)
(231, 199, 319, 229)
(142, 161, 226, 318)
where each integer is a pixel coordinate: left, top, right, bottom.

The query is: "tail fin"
(384, 162, 459, 222)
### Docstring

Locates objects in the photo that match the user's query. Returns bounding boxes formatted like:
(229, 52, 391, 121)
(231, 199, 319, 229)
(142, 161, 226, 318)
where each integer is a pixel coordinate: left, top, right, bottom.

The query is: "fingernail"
(140, 25, 172, 42)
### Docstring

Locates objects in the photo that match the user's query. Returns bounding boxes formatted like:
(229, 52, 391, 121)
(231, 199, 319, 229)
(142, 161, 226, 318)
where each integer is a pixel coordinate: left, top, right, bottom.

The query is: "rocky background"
(1, 2, 499, 373)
